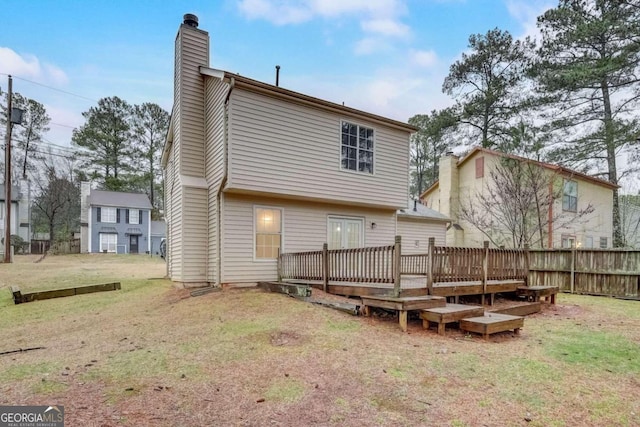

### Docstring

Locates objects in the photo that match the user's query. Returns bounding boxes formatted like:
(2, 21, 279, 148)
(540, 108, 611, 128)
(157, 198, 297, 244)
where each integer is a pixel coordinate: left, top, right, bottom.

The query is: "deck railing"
(279, 237, 530, 297)
(278, 237, 403, 296)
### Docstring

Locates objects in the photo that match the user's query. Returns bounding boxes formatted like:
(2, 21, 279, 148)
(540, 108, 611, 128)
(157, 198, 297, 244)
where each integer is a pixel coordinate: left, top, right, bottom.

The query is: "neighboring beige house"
(162, 15, 441, 287)
(420, 147, 616, 249)
(397, 199, 449, 254)
(0, 180, 31, 256)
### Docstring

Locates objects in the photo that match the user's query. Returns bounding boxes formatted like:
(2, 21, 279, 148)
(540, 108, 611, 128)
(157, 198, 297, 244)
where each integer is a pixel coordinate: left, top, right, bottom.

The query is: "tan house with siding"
(162, 15, 447, 287)
(420, 147, 616, 249)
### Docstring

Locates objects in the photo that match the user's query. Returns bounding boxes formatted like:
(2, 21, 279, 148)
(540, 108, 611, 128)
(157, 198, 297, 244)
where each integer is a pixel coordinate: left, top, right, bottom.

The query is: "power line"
(0, 72, 98, 103)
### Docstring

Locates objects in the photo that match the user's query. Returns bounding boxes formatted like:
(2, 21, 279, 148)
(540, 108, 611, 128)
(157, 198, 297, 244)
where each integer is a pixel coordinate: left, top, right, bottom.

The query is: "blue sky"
(0, 0, 553, 149)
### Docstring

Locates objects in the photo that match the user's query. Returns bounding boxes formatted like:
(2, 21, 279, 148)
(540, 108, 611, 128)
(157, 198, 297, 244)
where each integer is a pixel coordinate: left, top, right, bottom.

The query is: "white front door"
(328, 217, 364, 249)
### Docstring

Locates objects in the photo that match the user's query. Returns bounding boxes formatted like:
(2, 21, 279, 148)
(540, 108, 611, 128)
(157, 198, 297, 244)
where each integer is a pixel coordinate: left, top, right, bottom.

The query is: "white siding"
(165, 24, 210, 284)
(227, 88, 410, 209)
(204, 77, 228, 284)
(397, 218, 447, 255)
(221, 194, 397, 283)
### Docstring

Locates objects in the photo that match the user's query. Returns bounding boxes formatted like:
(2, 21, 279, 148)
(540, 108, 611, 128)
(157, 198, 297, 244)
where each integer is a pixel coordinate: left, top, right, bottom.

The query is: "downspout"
(217, 77, 234, 285)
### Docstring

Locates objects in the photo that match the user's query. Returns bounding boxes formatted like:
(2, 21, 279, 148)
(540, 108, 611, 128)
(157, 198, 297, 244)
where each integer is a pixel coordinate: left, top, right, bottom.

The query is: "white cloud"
(354, 38, 389, 55)
(0, 47, 68, 85)
(237, 0, 410, 53)
(409, 49, 438, 68)
(505, 0, 554, 41)
(361, 18, 410, 38)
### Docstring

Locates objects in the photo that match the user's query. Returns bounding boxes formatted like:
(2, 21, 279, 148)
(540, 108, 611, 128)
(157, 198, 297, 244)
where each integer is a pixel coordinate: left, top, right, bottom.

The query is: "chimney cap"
(183, 14, 199, 27)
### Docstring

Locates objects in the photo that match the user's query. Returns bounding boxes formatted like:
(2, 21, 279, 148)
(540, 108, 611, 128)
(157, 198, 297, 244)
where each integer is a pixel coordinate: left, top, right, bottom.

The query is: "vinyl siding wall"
(397, 218, 447, 255)
(429, 151, 614, 249)
(204, 77, 229, 283)
(226, 88, 410, 209)
(221, 193, 397, 283)
(166, 24, 210, 284)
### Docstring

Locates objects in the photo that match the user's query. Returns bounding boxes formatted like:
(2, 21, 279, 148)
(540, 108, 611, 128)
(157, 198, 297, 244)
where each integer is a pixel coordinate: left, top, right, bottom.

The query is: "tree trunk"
(601, 79, 623, 247)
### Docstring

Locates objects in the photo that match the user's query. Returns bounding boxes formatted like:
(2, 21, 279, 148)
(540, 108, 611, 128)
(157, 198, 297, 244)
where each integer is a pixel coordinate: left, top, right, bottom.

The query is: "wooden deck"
(285, 276, 525, 301)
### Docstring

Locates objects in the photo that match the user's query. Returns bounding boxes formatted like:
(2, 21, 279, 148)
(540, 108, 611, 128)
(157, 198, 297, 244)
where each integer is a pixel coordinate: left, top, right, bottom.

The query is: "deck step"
(459, 313, 524, 340)
(489, 301, 541, 316)
(420, 303, 485, 335)
(360, 295, 446, 333)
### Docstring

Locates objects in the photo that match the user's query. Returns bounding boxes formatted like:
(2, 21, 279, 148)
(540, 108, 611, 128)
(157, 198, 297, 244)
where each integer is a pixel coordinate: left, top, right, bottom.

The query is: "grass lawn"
(1, 254, 639, 426)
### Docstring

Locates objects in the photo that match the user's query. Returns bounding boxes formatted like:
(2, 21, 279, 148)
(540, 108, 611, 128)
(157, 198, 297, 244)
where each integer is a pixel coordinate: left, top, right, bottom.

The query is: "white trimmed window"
(129, 209, 139, 224)
(101, 207, 117, 223)
(600, 237, 608, 249)
(562, 180, 578, 212)
(100, 233, 118, 253)
(341, 121, 374, 174)
(255, 207, 282, 259)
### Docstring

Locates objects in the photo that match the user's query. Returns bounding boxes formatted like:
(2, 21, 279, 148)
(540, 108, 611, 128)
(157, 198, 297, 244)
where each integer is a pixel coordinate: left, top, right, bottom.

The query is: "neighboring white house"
(0, 180, 31, 255)
(162, 14, 435, 287)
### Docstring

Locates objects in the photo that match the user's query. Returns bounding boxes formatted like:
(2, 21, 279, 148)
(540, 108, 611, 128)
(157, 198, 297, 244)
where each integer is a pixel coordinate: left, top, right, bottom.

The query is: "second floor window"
(562, 180, 577, 212)
(129, 209, 140, 224)
(341, 121, 374, 174)
(100, 207, 117, 223)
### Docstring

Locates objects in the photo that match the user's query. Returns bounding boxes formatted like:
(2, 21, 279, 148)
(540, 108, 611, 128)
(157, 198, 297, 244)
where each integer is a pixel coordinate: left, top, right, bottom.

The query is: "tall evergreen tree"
(533, 0, 640, 247)
(131, 103, 169, 218)
(443, 28, 534, 150)
(72, 96, 133, 190)
(408, 108, 457, 196)
(0, 91, 50, 180)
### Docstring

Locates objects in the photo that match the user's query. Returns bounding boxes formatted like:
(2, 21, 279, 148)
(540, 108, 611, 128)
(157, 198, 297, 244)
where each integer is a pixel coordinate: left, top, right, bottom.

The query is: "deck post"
(322, 243, 329, 293)
(277, 249, 282, 282)
(393, 235, 402, 298)
(482, 241, 489, 305)
(427, 237, 435, 295)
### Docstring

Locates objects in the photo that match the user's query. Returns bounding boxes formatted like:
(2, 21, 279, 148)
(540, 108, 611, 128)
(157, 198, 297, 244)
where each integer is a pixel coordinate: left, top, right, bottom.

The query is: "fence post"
(322, 243, 329, 293)
(427, 237, 435, 295)
(570, 246, 576, 294)
(524, 244, 530, 286)
(482, 241, 489, 305)
(393, 236, 402, 298)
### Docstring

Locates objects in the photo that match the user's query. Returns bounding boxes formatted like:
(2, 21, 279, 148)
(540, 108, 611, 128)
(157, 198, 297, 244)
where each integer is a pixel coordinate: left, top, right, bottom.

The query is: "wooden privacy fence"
(529, 249, 640, 298)
(30, 239, 80, 255)
(279, 237, 402, 295)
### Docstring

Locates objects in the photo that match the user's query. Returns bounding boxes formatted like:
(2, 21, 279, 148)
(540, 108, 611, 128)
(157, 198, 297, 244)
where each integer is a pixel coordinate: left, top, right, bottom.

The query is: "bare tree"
(31, 154, 80, 243)
(459, 157, 594, 248)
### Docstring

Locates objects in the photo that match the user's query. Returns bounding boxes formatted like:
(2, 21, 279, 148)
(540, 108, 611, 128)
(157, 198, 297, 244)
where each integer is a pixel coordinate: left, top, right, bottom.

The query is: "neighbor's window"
(562, 180, 578, 212)
(600, 237, 608, 249)
(101, 207, 117, 223)
(100, 233, 117, 253)
(585, 236, 593, 248)
(561, 235, 576, 248)
(255, 207, 282, 259)
(475, 157, 484, 178)
(341, 121, 374, 174)
(129, 209, 139, 224)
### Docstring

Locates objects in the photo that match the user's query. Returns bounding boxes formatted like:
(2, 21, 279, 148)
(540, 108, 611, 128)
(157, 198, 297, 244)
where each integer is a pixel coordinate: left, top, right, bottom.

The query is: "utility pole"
(4, 75, 13, 263)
